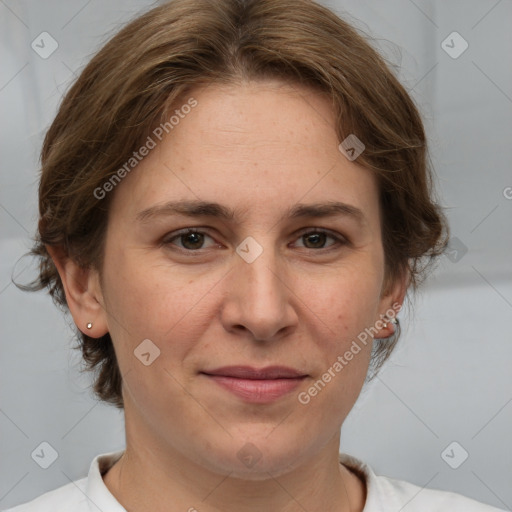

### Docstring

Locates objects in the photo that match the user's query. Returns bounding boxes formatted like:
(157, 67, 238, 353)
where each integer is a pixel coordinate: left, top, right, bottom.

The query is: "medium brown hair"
(18, 0, 448, 409)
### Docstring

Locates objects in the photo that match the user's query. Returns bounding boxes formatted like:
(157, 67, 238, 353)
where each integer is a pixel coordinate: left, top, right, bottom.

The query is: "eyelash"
(161, 227, 349, 254)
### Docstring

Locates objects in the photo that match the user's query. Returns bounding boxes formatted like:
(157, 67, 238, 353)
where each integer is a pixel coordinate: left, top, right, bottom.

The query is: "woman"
(7, 0, 505, 510)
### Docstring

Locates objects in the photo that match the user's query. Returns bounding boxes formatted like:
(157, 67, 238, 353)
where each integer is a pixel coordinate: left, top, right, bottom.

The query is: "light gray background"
(1, 0, 511, 510)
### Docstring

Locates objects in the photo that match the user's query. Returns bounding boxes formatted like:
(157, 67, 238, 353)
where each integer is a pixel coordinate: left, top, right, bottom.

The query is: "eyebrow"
(135, 199, 366, 226)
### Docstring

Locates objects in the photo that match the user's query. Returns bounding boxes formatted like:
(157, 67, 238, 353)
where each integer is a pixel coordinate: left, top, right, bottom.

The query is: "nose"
(220, 241, 298, 342)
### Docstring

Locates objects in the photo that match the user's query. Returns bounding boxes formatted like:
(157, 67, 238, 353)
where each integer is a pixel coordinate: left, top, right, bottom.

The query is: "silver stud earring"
(86, 322, 93, 329)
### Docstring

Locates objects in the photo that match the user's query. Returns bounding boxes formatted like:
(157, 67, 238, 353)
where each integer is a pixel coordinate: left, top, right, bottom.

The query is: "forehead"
(108, 80, 380, 225)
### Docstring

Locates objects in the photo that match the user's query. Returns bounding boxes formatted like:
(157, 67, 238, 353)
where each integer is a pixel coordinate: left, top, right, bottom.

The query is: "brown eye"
(302, 232, 327, 248)
(180, 232, 205, 250)
(294, 229, 346, 250)
(163, 229, 216, 251)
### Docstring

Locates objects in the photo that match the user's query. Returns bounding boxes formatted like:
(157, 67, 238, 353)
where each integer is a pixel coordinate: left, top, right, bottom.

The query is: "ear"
(46, 245, 109, 338)
(374, 268, 409, 339)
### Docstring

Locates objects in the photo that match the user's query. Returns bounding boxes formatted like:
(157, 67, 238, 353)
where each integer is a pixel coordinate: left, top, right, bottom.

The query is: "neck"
(103, 432, 366, 512)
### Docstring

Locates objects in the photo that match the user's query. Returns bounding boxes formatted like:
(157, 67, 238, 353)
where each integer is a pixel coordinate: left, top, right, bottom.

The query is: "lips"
(201, 366, 308, 403)
(201, 365, 307, 379)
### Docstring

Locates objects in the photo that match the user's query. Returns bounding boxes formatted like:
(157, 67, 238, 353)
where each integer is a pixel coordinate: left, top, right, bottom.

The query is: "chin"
(196, 430, 312, 480)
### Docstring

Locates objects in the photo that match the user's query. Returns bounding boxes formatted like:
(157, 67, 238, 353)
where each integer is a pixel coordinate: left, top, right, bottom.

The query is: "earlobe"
(376, 269, 409, 339)
(46, 245, 109, 338)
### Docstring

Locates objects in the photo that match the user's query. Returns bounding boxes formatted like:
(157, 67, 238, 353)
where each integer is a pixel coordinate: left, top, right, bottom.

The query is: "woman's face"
(95, 80, 404, 478)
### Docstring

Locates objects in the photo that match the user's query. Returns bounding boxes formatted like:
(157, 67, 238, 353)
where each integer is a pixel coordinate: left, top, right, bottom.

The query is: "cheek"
(102, 258, 216, 415)
(298, 289, 375, 422)
(297, 262, 383, 336)
(101, 249, 223, 362)
(293, 263, 381, 392)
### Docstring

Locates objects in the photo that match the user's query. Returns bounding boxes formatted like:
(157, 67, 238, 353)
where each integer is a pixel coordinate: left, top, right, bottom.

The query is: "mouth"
(200, 366, 308, 403)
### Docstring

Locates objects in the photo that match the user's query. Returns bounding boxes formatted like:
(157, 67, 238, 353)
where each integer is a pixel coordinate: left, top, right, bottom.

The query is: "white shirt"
(2, 450, 506, 511)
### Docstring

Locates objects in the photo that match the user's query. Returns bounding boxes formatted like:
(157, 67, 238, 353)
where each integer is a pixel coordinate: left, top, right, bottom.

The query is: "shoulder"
(374, 473, 505, 511)
(339, 453, 506, 512)
(2, 450, 125, 512)
(1, 478, 89, 512)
